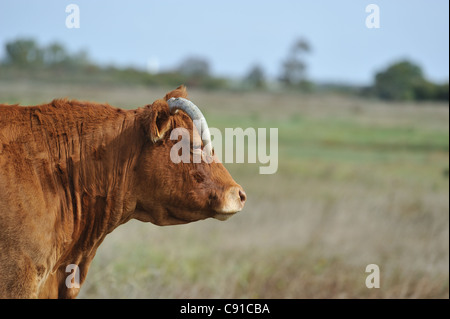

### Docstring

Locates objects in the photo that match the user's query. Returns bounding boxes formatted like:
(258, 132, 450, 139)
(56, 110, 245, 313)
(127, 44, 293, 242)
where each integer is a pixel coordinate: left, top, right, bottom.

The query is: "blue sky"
(0, 0, 448, 85)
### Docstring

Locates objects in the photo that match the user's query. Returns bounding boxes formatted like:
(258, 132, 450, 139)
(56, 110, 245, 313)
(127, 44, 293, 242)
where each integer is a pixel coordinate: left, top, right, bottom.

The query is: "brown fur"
(0, 86, 245, 298)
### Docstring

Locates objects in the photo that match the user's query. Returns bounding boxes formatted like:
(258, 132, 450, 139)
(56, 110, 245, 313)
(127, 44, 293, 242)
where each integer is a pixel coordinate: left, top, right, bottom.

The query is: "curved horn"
(167, 97, 212, 156)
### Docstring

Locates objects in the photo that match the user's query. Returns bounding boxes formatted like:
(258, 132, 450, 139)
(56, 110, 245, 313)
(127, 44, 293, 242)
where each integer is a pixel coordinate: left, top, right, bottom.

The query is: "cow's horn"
(167, 97, 212, 156)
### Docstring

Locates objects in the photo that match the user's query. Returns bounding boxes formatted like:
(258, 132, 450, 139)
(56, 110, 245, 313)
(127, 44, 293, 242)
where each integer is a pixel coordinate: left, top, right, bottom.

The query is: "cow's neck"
(46, 106, 144, 277)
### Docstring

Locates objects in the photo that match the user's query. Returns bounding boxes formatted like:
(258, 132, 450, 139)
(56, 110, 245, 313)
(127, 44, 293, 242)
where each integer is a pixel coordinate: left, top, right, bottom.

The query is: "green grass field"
(1, 81, 448, 298)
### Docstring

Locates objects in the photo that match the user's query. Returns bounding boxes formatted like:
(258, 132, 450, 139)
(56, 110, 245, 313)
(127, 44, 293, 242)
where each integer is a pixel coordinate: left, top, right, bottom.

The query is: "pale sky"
(0, 0, 448, 85)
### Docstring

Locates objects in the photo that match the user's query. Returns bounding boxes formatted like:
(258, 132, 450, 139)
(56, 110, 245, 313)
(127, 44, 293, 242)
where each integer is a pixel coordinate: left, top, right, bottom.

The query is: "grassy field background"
(1, 81, 448, 298)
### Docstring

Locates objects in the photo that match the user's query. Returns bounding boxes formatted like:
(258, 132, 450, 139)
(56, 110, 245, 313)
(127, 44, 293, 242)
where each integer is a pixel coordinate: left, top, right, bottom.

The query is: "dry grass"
(1, 81, 448, 298)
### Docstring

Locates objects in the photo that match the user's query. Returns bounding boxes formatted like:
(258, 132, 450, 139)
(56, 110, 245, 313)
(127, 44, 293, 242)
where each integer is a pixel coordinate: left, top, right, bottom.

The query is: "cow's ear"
(164, 85, 188, 101)
(148, 99, 172, 143)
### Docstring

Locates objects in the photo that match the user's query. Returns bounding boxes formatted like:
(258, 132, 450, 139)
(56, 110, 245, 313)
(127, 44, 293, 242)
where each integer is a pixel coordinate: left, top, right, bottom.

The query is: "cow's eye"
(192, 171, 205, 183)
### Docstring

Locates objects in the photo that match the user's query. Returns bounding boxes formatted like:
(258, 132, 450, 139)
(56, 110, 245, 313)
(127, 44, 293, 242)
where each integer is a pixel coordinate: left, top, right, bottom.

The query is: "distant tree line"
(242, 37, 313, 91)
(367, 60, 449, 101)
(3, 39, 89, 70)
(0, 38, 448, 101)
(0, 38, 227, 89)
(0, 37, 314, 92)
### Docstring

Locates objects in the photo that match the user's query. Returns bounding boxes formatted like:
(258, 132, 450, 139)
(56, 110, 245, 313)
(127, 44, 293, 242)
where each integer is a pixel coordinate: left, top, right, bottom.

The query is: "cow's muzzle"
(213, 186, 247, 221)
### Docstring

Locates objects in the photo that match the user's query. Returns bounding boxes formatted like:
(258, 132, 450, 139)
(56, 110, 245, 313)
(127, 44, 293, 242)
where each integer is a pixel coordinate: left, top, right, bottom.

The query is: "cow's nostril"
(239, 189, 247, 203)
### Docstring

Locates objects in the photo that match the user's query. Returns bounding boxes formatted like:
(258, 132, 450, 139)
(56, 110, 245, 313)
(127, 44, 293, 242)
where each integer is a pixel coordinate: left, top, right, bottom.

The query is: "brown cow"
(0, 86, 246, 298)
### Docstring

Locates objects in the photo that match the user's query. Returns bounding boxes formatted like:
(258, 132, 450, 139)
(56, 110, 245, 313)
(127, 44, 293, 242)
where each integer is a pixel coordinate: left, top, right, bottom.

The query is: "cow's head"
(133, 86, 246, 225)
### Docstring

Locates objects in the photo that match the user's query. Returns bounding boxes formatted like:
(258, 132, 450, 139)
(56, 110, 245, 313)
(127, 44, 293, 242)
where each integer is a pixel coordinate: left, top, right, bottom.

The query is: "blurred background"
(0, 0, 448, 298)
